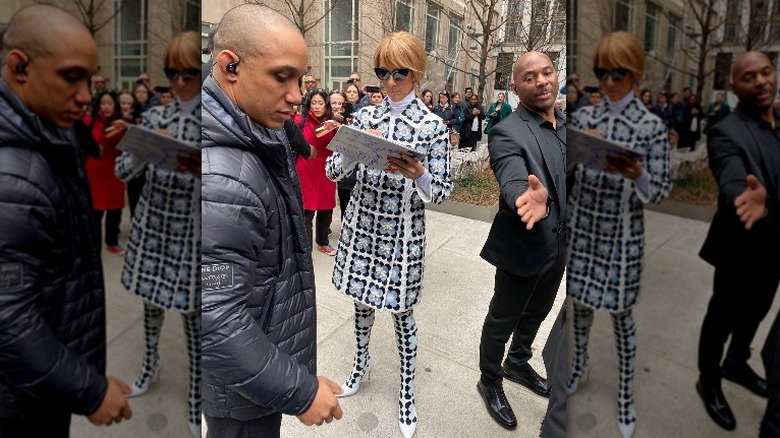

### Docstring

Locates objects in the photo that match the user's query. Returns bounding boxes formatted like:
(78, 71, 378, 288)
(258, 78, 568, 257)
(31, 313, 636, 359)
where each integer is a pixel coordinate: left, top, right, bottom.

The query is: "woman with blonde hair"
(565, 31, 671, 438)
(326, 31, 452, 438)
(115, 30, 202, 437)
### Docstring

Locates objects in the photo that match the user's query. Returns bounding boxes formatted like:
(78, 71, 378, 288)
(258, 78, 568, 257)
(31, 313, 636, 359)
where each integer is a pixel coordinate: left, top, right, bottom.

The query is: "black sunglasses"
(164, 67, 200, 82)
(593, 67, 630, 82)
(374, 67, 410, 82)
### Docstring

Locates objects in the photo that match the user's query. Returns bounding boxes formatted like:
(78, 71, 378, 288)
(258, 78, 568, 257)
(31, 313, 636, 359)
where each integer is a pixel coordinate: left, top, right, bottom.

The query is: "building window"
(508, 0, 524, 18)
(551, 19, 565, 44)
(506, 21, 522, 43)
(114, 0, 148, 92)
(446, 14, 462, 91)
(567, 0, 577, 76)
(644, 3, 659, 52)
(184, 0, 199, 31)
(324, 0, 359, 90)
(724, 0, 742, 42)
(495, 52, 513, 91)
(425, 2, 441, 53)
(614, 0, 633, 32)
(665, 13, 681, 87)
(713, 53, 732, 90)
(395, 0, 414, 32)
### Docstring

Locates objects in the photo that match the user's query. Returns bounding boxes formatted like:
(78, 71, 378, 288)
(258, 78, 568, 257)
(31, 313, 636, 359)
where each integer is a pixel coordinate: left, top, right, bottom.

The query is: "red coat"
(294, 111, 337, 210)
(83, 114, 126, 210)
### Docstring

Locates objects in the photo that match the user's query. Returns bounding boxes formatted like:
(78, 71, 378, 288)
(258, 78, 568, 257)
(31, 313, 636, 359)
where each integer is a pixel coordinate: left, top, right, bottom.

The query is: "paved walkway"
(69, 206, 777, 438)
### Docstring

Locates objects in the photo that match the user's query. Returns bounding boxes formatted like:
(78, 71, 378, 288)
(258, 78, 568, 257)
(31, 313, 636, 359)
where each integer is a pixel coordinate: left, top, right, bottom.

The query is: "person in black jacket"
(476, 52, 568, 434)
(697, 51, 780, 432)
(461, 93, 484, 151)
(0, 4, 132, 437)
(201, 5, 343, 438)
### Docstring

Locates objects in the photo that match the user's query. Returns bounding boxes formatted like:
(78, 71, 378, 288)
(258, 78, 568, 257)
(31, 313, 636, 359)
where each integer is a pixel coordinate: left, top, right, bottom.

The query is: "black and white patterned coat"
(115, 99, 201, 313)
(567, 97, 671, 312)
(326, 98, 453, 313)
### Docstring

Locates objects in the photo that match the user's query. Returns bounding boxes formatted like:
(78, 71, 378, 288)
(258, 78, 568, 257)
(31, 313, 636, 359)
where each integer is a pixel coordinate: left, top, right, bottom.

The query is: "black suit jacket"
(480, 104, 567, 278)
(700, 106, 780, 267)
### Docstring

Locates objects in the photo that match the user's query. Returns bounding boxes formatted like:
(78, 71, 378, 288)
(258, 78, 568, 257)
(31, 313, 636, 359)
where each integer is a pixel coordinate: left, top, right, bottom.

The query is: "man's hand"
(86, 376, 133, 426)
(515, 174, 549, 230)
(735, 174, 767, 230)
(297, 376, 344, 426)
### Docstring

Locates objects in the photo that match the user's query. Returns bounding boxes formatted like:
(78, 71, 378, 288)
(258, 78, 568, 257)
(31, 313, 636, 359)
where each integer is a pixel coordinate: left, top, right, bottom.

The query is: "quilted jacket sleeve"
(637, 117, 672, 205)
(421, 117, 453, 204)
(0, 172, 107, 415)
(201, 150, 318, 416)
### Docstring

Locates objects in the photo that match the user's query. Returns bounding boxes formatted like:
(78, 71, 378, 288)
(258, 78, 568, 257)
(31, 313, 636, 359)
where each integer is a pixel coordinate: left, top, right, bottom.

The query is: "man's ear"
(216, 50, 241, 79)
(6, 50, 30, 81)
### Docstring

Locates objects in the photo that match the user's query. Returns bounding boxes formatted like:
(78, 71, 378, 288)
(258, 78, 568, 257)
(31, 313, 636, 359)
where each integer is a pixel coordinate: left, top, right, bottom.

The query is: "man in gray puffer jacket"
(0, 5, 132, 437)
(201, 4, 343, 437)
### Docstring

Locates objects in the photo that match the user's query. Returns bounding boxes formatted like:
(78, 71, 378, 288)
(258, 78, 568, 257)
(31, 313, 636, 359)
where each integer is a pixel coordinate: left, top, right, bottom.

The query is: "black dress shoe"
(722, 361, 769, 397)
(696, 379, 736, 430)
(477, 380, 517, 430)
(503, 362, 551, 398)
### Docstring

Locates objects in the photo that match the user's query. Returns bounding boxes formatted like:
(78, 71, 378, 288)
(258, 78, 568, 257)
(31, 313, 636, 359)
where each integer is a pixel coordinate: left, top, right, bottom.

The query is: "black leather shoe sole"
(722, 367, 769, 398)
(476, 382, 517, 430)
(503, 366, 551, 398)
(696, 381, 736, 431)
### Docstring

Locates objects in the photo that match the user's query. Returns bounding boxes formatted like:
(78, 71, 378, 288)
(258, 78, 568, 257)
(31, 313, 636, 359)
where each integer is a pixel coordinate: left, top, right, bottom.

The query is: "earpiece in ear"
(227, 61, 239, 74)
(15, 60, 29, 74)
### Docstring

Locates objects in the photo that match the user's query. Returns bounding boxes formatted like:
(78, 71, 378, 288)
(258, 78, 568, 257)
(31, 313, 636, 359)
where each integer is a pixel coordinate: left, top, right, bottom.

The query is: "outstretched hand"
(735, 174, 767, 230)
(514, 174, 548, 230)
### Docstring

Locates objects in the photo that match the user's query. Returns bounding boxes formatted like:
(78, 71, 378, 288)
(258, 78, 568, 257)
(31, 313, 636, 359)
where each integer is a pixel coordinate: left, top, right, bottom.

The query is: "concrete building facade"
(202, 0, 505, 101)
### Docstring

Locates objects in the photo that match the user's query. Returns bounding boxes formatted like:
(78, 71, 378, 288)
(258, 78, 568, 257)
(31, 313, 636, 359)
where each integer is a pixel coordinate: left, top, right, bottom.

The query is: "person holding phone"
(325, 31, 452, 438)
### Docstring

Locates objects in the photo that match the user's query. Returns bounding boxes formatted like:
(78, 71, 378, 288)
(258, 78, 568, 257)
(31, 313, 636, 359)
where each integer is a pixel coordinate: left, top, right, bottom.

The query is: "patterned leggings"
(346, 302, 418, 426)
(569, 301, 637, 427)
(135, 302, 202, 427)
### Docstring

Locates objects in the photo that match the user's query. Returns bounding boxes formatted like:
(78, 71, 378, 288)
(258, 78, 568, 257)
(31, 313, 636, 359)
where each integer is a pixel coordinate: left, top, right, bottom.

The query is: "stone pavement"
(567, 210, 778, 438)
(71, 211, 193, 438)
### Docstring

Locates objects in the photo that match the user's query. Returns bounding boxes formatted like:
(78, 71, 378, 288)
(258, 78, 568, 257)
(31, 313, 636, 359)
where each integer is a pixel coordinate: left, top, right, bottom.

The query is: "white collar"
(388, 90, 417, 117)
(606, 91, 634, 117)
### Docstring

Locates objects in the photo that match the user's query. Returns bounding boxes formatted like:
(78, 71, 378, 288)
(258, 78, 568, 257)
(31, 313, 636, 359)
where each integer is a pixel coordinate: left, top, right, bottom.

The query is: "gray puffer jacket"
(0, 79, 107, 418)
(200, 76, 318, 420)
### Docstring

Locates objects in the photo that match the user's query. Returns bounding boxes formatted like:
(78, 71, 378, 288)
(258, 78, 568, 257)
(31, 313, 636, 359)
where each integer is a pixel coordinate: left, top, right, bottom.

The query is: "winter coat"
(461, 102, 485, 147)
(325, 97, 453, 312)
(484, 101, 513, 135)
(115, 98, 201, 313)
(83, 113, 125, 210)
(295, 110, 337, 210)
(567, 96, 672, 312)
(0, 78, 107, 419)
(200, 76, 318, 420)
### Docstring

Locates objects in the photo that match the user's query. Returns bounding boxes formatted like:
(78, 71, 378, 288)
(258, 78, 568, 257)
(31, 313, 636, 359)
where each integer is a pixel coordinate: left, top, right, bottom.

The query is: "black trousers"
(126, 173, 146, 218)
(304, 209, 333, 248)
(479, 254, 566, 384)
(0, 410, 71, 438)
(93, 209, 122, 246)
(540, 300, 568, 437)
(761, 309, 780, 437)
(698, 257, 780, 382)
(338, 188, 351, 222)
(204, 413, 282, 438)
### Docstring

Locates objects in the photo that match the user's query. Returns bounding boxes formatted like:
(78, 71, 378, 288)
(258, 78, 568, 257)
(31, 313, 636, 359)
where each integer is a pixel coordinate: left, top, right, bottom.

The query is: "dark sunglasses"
(593, 67, 630, 82)
(164, 67, 200, 82)
(374, 67, 410, 82)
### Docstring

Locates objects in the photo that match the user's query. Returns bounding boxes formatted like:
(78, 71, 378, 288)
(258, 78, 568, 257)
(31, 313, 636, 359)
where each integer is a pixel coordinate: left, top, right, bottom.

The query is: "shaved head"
(512, 51, 558, 118)
(214, 4, 301, 62)
(730, 51, 777, 113)
(2, 4, 90, 60)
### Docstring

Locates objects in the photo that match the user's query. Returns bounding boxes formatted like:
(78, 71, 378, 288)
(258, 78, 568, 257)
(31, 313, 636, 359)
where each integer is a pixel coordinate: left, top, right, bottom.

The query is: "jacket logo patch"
(202, 263, 234, 291)
(0, 263, 23, 291)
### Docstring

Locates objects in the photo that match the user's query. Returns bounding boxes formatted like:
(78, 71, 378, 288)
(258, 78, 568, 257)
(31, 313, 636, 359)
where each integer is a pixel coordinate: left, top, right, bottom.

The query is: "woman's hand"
(386, 152, 424, 180)
(605, 152, 644, 180)
(176, 151, 201, 179)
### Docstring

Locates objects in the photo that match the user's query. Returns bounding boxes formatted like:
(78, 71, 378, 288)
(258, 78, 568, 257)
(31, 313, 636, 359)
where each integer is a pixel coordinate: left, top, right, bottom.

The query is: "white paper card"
(567, 127, 644, 171)
(116, 125, 198, 170)
(327, 124, 425, 172)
